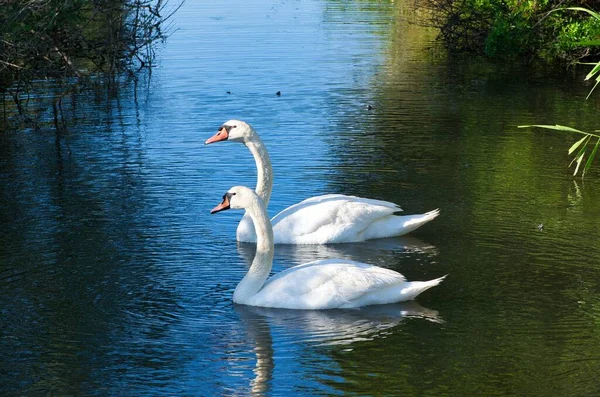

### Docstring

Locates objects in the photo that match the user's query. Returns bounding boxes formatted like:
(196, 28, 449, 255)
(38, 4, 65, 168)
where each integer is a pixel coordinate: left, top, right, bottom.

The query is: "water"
(2, 0, 600, 395)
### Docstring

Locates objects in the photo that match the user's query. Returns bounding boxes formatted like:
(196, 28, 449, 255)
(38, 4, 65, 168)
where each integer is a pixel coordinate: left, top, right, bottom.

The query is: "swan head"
(210, 186, 257, 214)
(205, 120, 254, 145)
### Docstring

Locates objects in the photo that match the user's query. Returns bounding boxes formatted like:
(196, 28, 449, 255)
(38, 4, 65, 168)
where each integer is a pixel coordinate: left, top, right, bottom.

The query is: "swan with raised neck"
(205, 120, 440, 244)
(206, 120, 272, 242)
(211, 186, 273, 303)
(210, 186, 446, 309)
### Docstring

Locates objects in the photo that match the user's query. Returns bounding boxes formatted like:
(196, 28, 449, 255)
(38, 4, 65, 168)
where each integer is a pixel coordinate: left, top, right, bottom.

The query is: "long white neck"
(244, 132, 273, 206)
(233, 193, 275, 304)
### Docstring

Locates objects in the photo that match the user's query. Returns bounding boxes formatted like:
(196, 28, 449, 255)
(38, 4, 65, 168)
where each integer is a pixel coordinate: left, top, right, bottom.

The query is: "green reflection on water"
(318, 2, 600, 396)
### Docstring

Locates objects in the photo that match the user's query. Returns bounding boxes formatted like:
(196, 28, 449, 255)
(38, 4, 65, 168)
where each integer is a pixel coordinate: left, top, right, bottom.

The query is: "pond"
(2, 0, 600, 395)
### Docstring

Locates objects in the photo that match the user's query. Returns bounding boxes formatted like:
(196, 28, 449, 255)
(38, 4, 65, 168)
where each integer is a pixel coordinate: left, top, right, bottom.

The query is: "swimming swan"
(211, 186, 445, 309)
(205, 120, 439, 244)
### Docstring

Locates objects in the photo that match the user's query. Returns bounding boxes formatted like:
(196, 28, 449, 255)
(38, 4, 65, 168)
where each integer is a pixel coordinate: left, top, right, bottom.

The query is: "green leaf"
(573, 150, 586, 176)
(572, 40, 600, 47)
(583, 139, 600, 177)
(519, 125, 600, 139)
(563, 7, 600, 21)
(585, 63, 600, 81)
(586, 79, 600, 100)
(569, 135, 590, 154)
(518, 124, 588, 134)
(570, 140, 589, 169)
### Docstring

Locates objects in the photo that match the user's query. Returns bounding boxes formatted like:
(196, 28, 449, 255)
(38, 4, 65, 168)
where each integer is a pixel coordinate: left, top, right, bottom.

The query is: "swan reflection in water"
(236, 235, 438, 268)
(225, 230, 443, 394)
(233, 301, 442, 395)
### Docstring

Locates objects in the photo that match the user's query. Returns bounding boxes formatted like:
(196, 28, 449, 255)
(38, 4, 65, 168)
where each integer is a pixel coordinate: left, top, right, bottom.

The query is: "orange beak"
(205, 127, 229, 145)
(210, 194, 231, 214)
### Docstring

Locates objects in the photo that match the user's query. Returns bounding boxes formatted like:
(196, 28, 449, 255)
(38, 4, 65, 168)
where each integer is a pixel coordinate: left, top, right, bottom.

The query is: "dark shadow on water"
(236, 235, 438, 268)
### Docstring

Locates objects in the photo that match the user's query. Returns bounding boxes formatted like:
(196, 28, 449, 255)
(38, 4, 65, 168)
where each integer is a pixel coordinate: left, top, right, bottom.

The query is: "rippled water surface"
(2, 1, 600, 396)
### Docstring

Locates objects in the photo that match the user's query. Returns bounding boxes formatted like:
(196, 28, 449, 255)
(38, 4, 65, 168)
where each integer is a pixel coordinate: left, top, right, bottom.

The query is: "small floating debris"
(537, 223, 544, 231)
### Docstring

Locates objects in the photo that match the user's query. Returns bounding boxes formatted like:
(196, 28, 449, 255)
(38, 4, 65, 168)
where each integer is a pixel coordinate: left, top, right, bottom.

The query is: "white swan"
(205, 120, 440, 244)
(211, 186, 445, 309)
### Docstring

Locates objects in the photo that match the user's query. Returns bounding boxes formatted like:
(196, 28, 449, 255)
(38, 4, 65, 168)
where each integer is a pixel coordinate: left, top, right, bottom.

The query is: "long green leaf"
(573, 150, 586, 176)
(564, 7, 600, 20)
(572, 41, 600, 47)
(569, 135, 591, 167)
(569, 135, 590, 154)
(519, 124, 588, 133)
(519, 124, 600, 139)
(585, 63, 600, 81)
(583, 139, 600, 176)
(570, 140, 589, 168)
(550, 7, 600, 21)
(586, 79, 600, 99)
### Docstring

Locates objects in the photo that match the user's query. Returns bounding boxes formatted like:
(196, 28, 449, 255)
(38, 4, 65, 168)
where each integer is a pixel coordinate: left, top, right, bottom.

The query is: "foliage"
(561, 7, 600, 98)
(423, 0, 600, 63)
(519, 125, 600, 177)
(0, 0, 181, 129)
(0, 0, 180, 90)
(519, 6, 600, 178)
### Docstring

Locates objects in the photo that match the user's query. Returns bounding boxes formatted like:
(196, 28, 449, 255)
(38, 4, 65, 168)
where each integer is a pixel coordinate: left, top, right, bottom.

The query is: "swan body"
(206, 120, 440, 244)
(211, 186, 445, 309)
(243, 258, 445, 309)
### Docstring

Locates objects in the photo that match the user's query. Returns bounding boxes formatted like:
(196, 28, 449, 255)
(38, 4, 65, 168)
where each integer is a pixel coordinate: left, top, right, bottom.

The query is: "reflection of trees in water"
(0, 195, 187, 395)
(316, 6, 600, 396)
(316, 2, 445, 214)
(321, 1, 598, 219)
(0, 75, 188, 394)
(1, 75, 148, 133)
(1, 0, 181, 131)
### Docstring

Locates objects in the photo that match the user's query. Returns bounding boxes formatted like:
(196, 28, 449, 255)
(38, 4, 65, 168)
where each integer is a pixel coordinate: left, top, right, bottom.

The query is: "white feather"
(207, 120, 440, 244)
(216, 186, 445, 309)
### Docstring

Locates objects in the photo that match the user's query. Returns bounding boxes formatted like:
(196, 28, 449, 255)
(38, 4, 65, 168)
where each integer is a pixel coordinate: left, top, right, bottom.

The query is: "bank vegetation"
(1, 0, 180, 123)
(423, 0, 600, 63)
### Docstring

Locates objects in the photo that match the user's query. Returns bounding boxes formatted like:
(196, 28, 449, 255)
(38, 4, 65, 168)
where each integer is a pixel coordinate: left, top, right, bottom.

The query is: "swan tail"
(362, 208, 440, 240)
(399, 208, 440, 232)
(399, 275, 447, 301)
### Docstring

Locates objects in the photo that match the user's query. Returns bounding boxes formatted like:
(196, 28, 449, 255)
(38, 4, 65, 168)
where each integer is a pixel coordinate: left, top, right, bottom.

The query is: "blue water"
(2, 0, 600, 395)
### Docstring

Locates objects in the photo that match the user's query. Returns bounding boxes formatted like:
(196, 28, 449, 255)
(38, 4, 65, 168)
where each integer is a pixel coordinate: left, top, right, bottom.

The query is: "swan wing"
(280, 194, 403, 210)
(250, 259, 407, 309)
(270, 194, 403, 244)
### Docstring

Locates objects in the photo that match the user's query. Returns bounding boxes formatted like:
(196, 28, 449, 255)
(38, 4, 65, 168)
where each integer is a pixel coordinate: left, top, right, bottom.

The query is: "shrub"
(423, 0, 600, 63)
